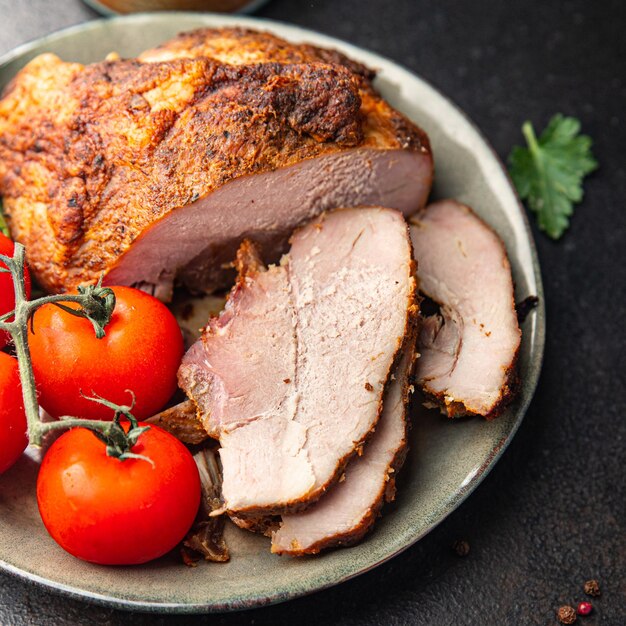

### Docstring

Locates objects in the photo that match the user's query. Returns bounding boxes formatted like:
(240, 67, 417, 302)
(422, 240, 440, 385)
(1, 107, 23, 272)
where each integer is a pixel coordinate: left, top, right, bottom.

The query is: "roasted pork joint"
(0, 28, 433, 297)
(179, 207, 418, 516)
(409, 200, 521, 419)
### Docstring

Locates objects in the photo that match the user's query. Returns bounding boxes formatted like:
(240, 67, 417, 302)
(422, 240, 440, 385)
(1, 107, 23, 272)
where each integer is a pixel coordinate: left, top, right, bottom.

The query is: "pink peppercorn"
(577, 601, 593, 616)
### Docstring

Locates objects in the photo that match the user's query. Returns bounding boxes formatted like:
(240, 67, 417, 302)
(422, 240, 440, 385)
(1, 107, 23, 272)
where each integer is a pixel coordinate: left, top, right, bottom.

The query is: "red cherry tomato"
(28, 286, 184, 420)
(0, 353, 28, 474)
(37, 423, 200, 564)
(0, 233, 31, 349)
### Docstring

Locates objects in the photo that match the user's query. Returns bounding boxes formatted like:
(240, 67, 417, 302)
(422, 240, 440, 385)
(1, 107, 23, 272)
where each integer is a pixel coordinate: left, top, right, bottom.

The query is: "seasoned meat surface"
(179, 208, 418, 516)
(138, 27, 377, 81)
(0, 28, 433, 297)
(409, 200, 521, 418)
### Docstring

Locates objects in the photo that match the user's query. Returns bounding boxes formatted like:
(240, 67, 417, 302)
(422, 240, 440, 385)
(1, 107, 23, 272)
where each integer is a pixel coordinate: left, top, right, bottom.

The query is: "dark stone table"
(0, 0, 624, 624)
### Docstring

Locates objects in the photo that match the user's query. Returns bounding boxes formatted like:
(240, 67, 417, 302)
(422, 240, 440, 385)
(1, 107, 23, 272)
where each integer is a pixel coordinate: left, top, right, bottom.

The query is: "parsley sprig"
(508, 114, 598, 239)
(0, 199, 9, 237)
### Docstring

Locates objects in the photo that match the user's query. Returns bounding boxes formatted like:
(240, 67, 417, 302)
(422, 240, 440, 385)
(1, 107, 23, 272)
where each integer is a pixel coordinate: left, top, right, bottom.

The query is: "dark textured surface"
(0, 0, 624, 624)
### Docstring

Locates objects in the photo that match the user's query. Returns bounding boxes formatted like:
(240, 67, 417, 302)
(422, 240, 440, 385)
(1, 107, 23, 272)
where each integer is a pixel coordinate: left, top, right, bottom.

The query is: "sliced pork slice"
(179, 207, 417, 516)
(409, 200, 521, 418)
(271, 342, 414, 556)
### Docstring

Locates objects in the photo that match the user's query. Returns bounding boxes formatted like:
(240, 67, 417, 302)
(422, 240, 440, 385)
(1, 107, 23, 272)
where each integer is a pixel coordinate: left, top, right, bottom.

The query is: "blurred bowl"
(83, 0, 269, 15)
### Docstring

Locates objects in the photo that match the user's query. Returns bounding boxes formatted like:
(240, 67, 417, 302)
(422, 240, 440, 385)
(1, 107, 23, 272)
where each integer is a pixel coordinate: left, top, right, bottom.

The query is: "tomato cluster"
(1, 233, 200, 564)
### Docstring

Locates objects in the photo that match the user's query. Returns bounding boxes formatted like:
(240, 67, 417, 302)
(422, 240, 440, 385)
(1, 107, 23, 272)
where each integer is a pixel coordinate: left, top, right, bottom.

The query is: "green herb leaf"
(0, 199, 10, 238)
(508, 114, 598, 239)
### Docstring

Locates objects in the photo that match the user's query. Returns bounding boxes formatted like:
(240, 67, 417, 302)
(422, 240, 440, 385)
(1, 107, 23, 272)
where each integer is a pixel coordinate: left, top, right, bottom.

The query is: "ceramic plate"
(0, 13, 545, 613)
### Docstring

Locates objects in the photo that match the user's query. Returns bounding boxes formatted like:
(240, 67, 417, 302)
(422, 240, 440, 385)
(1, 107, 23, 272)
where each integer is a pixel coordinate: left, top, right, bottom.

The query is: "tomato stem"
(0, 243, 150, 457)
(2, 245, 43, 445)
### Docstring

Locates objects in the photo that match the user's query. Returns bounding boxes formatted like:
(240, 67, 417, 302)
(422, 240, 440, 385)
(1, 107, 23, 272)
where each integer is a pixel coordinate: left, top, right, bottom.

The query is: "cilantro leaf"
(508, 114, 598, 239)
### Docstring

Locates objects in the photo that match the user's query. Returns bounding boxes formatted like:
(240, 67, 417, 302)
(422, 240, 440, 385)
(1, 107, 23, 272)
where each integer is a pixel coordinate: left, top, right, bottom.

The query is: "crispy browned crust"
(139, 27, 377, 83)
(142, 27, 431, 156)
(233, 238, 266, 278)
(140, 27, 431, 153)
(419, 319, 519, 421)
(0, 28, 431, 296)
(228, 513, 279, 536)
(421, 357, 519, 420)
(146, 399, 209, 444)
(484, 357, 520, 420)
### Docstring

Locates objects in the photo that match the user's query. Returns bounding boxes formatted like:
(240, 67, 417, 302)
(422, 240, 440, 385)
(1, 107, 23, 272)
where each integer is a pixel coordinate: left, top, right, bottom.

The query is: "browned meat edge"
(229, 514, 279, 536)
(146, 398, 209, 444)
(422, 356, 520, 421)
(145, 27, 377, 83)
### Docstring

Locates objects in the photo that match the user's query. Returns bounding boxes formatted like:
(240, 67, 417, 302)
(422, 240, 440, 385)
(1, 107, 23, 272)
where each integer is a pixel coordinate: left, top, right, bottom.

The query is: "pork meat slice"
(409, 200, 521, 418)
(0, 28, 433, 298)
(179, 207, 417, 516)
(271, 340, 414, 555)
